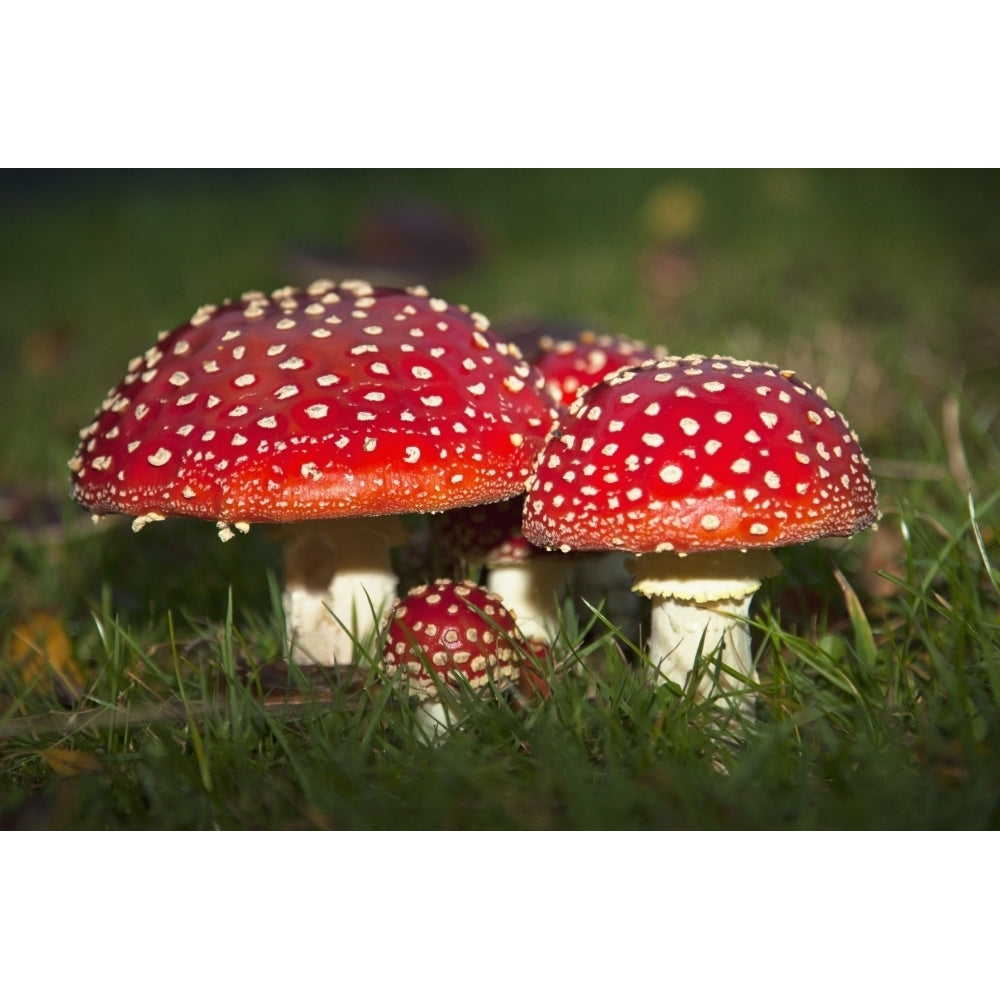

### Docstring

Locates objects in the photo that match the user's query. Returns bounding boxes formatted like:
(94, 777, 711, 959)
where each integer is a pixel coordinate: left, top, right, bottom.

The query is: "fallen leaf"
(8, 612, 86, 700)
(37, 747, 102, 777)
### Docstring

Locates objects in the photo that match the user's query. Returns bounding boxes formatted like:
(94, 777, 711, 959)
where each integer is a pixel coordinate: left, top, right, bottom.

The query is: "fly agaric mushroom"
(381, 579, 525, 738)
(68, 279, 558, 667)
(435, 496, 569, 643)
(522, 354, 879, 704)
(530, 328, 667, 406)
(529, 329, 669, 631)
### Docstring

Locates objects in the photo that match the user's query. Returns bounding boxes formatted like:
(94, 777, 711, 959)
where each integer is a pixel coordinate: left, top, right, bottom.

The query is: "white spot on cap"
(680, 417, 699, 436)
(701, 514, 720, 530)
(148, 448, 172, 467)
(306, 404, 329, 419)
(659, 464, 683, 484)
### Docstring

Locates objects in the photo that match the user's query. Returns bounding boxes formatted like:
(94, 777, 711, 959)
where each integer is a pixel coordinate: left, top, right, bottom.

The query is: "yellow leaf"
(9, 612, 86, 699)
(38, 747, 102, 776)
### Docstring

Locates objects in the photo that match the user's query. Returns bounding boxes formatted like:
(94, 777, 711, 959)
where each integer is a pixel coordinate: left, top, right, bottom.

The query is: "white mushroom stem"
(282, 515, 408, 666)
(629, 548, 781, 704)
(412, 697, 457, 744)
(485, 553, 572, 643)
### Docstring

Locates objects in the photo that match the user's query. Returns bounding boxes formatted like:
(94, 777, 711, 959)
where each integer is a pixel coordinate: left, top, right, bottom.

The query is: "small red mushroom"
(522, 354, 880, 705)
(68, 279, 558, 667)
(530, 328, 667, 407)
(381, 579, 525, 737)
(435, 496, 570, 643)
(434, 331, 670, 639)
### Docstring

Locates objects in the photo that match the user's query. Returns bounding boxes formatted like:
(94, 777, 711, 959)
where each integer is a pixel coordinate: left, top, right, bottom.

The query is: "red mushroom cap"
(530, 330, 667, 407)
(381, 579, 523, 696)
(69, 280, 559, 528)
(435, 494, 540, 572)
(522, 354, 879, 554)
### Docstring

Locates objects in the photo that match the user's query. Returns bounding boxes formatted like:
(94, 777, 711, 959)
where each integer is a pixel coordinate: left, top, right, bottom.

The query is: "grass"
(2, 168, 999, 829)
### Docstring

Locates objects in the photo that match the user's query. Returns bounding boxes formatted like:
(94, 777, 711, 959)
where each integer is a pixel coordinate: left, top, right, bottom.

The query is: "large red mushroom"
(522, 354, 879, 705)
(69, 279, 558, 666)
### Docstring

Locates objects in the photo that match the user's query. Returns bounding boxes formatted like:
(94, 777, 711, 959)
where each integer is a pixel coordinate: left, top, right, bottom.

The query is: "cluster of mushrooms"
(69, 279, 880, 734)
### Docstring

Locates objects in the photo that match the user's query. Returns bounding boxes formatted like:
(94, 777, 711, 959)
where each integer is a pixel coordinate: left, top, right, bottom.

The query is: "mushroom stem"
(282, 515, 408, 666)
(413, 698, 456, 744)
(629, 549, 781, 706)
(485, 554, 571, 643)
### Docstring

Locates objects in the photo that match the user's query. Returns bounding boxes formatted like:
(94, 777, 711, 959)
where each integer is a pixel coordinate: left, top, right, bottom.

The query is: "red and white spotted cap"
(69, 280, 559, 536)
(522, 354, 879, 554)
(381, 579, 523, 696)
(530, 329, 667, 407)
